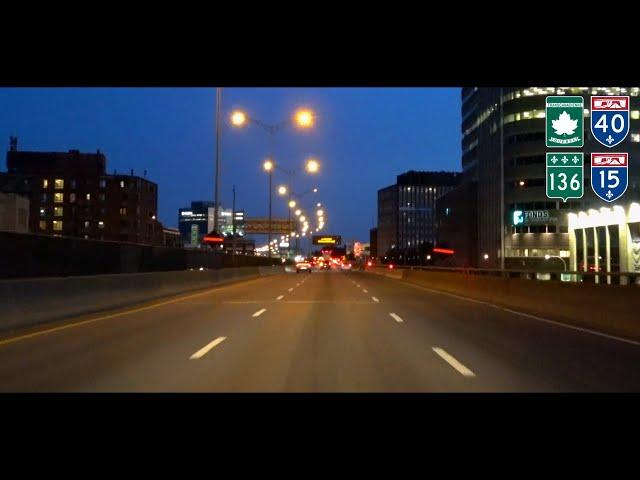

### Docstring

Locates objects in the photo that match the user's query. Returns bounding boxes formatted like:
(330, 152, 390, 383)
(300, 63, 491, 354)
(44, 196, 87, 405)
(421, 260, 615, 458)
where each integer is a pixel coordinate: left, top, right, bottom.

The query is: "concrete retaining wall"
(1, 266, 284, 334)
(367, 267, 640, 342)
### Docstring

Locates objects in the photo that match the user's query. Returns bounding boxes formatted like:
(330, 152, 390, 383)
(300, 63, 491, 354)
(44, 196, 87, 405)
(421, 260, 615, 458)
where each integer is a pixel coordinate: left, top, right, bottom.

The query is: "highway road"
(1, 269, 640, 392)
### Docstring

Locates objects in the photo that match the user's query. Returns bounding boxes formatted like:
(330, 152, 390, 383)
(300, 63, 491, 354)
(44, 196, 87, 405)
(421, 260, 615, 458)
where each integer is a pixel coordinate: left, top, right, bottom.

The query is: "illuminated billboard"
(312, 235, 342, 245)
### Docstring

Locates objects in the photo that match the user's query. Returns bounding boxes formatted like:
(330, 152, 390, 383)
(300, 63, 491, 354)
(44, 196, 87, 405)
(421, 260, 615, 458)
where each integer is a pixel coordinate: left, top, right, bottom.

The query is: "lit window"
(84, 221, 90, 228)
(86, 193, 91, 200)
(120, 207, 127, 216)
(560, 250, 570, 258)
(54, 179, 64, 190)
(98, 221, 105, 229)
(100, 179, 106, 188)
(43, 179, 49, 188)
(53, 220, 63, 231)
(39, 220, 47, 230)
(631, 111, 640, 120)
(632, 133, 640, 143)
(120, 180, 125, 188)
(69, 193, 76, 203)
(54, 193, 64, 203)
(54, 206, 63, 217)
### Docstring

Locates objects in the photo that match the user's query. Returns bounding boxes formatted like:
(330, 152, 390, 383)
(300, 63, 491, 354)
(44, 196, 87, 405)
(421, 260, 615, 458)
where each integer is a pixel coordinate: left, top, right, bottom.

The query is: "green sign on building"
(545, 96, 584, 147)
(546, 153, 583, 202)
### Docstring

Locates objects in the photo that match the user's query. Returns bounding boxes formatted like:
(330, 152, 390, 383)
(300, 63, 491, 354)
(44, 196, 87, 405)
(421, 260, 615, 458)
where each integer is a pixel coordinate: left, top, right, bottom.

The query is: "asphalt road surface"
(1, 269, 640, 392)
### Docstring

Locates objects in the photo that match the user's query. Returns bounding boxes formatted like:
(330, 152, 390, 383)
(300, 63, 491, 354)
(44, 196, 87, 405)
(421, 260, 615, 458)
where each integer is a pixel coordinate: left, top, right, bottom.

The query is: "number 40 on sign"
(546, 153, 584, 202)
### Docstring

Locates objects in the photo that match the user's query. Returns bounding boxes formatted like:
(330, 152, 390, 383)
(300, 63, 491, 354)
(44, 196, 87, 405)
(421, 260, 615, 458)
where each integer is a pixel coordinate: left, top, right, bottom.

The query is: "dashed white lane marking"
(276, 295, 284, 300)
(432, 347, 476, 377)
(288, 288, 294, 292)
(372, 296, 380, 303)
(389, 313, 403, 323)
(252, 308, 267, 318)
(363, 289, 368, 293)
(356, 284, 361, 288)
(190, 337, 227, 360)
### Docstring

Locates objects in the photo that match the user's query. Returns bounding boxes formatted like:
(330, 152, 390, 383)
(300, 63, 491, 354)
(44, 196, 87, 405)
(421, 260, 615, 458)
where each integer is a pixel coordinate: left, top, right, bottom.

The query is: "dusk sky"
(0, 88, 461, 242)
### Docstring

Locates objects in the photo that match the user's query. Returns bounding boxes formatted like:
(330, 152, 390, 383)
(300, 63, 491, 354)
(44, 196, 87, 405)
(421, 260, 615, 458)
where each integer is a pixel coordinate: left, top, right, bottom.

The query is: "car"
(340, 262, 352, 271)
(296, 261, 312, 273)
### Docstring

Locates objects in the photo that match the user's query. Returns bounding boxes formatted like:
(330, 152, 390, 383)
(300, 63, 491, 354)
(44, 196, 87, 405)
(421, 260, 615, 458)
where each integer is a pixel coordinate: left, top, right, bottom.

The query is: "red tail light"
(389, 264, 394, 269)
(367, 261, 372, 267)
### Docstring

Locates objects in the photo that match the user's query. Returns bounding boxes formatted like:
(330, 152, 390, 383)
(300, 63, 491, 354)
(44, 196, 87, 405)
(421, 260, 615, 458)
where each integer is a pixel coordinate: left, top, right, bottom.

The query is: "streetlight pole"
(214, 87, 221, 239)
(268, 169, 273, 260)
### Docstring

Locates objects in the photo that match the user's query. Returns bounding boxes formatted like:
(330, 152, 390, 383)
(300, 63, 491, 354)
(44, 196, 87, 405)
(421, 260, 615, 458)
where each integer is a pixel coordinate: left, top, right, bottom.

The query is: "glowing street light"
(278, 185, 287, 196)
(300, 216, 306, 222)
(294, 109, 315, 129)
(230, 110, 248, 127)
(313, 188, 318, 193)
(317, 209, 324, 216)
(305, 158, 320, 174)
(295, 209, 301, 216)
(263, 159, 274, 172)
(316, 202, 321, 207)
(288, 200, 296, 208)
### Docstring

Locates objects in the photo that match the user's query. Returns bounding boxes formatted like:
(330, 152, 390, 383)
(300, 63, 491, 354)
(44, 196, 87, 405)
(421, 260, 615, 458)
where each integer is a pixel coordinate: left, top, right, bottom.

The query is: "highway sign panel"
(591, 153, 628, 202)
(546, 153, 584, 202)
(591, 96, 630, 148)
(546, 96, 584, 147)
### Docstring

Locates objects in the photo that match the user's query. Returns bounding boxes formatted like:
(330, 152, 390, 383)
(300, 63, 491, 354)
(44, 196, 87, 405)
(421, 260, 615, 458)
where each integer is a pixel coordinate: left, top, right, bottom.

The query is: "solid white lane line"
(372, 296, 380, 303)
(356, 284, 360, 288)
(432, 347, 476, 377)
(190, 337, 226, 360)
(252, 308, 267, 318)
(276, 295, 284, 300)
(296, 283, 301, 286)
(363, 289, 368, 293)
(400, 280, 640, 348)
(389, 313, 403, 323)
(288, 288, 294, 292)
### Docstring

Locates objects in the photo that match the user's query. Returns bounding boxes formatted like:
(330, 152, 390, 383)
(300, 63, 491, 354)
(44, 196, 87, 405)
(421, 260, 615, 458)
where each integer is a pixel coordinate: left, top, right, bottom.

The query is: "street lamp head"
(294, 108, 315, 129)
(313, 188, 318, 193)
(305, 158, 320, 174)
(288, 200, 296, 208)
(317, 202, 321, 207)
(278, 185, 287, 196)
(300, 215, 306, 222)
(263, 159, 274, 172)
(230, 110, 247, 127)
(295, 209, 301, 216)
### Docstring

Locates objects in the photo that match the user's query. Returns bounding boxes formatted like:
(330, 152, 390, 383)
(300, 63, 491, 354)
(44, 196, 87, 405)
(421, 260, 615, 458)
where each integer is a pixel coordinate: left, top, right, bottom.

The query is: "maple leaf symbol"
(552, 111, 578, 136)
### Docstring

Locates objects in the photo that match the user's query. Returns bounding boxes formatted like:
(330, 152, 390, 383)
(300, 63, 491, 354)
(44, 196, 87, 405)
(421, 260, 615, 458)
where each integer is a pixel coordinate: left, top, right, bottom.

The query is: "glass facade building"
(461, 87, 640, 268)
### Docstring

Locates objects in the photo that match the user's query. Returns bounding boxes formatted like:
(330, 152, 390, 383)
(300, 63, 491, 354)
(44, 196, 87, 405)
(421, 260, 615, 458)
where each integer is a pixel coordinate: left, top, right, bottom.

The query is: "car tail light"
(389, 264, 394, 269)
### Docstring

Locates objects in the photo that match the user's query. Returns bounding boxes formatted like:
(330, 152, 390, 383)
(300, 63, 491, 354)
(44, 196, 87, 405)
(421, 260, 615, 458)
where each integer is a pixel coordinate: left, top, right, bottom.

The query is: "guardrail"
(368, 265, 640, 286)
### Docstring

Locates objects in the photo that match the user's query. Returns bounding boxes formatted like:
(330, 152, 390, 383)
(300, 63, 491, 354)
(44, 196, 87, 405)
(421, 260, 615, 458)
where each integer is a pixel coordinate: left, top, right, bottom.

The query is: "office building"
(377, 170, 460, 260)
(461, 87, 640, 268)
(178, 200, 245, 247)
(369, 227, 378, 259)
(0, 138, 164, 244)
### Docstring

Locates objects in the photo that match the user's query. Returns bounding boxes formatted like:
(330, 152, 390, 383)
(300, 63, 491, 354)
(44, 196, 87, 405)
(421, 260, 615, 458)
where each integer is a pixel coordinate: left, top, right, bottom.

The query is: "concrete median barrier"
(0, 266, 285, 335)
(366, 268, 640, 342)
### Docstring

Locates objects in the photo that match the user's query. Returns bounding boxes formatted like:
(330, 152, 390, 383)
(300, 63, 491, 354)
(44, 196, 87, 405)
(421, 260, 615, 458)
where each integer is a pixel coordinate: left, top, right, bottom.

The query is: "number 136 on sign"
(546, 153, 584, 202)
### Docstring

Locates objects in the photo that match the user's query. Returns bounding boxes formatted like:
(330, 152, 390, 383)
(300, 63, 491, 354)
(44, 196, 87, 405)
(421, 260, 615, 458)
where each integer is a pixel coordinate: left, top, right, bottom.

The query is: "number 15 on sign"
(546, 153, 584, 202)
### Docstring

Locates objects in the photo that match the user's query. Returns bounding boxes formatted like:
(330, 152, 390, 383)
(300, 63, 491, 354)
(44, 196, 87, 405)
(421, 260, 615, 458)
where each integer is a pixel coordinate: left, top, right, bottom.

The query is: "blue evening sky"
(0, 88, 461, 242)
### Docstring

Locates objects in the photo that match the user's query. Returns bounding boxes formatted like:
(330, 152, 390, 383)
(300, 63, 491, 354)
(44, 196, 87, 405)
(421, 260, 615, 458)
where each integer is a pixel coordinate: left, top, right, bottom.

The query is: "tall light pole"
(263, 159, 274, 259)
(230, 108, 316, 259)
(214, 87, 222, 239)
